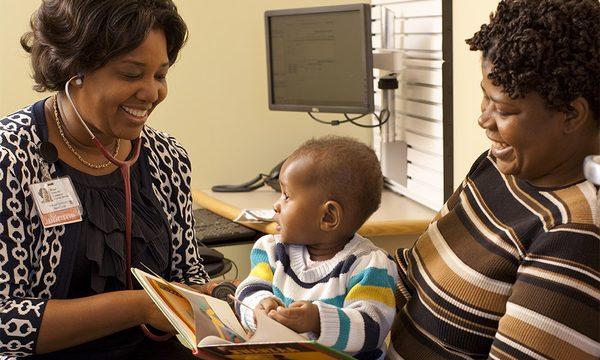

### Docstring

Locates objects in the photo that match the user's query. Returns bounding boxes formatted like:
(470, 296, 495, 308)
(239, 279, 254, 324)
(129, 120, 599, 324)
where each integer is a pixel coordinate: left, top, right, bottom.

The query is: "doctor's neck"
(55, 92, 120, 151)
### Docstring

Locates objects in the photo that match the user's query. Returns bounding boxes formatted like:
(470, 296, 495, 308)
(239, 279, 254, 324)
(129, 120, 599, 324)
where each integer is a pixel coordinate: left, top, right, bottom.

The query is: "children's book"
(131, 267, 355, 359)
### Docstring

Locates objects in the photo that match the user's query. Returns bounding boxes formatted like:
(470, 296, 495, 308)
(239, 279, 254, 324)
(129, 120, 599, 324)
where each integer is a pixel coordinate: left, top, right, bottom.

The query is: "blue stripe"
(274, 243, 357, 288)
(235, 283, 273, 315)
(360, 311, 380, 353)
(348, 267, 396, 289)
(270, 288, 345, 308)
(320, 295, 345, 308)
(272, 286, 294, 307)
(333, 309, 350, 350)
(250, 248, 269, 268)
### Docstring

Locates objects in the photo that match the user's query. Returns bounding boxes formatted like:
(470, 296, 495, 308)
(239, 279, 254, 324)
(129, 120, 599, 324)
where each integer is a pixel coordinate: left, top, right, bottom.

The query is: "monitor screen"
(265, 4, 373, 114)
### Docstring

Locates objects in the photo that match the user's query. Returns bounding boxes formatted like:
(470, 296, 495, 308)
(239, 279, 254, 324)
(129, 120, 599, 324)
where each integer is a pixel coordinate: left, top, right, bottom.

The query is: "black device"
(265, 3, 373, 114)
(196, 245, 232, 277)
(211, 281, 239, 310)
(211, 160, 284, 193)
(193, 208, 257, 245)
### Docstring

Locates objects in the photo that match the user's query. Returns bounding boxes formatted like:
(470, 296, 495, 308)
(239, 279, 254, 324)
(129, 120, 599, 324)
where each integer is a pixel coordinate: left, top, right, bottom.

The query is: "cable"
(347, 109, 390, 128)
(307, 112, 365, 126)
(223, 258, 239, 280)
(307, 109, 390, 128)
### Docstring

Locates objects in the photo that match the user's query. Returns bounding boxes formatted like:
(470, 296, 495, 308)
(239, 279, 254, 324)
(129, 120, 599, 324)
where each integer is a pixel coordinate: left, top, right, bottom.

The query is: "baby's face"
(273, 158, 327, 246)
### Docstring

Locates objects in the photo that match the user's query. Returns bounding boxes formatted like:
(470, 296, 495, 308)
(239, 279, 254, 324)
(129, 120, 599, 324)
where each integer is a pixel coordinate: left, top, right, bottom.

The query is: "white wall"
(452, 1, 499, 186)
(1, 1, 500, 193)
(0, 0, 371, 190)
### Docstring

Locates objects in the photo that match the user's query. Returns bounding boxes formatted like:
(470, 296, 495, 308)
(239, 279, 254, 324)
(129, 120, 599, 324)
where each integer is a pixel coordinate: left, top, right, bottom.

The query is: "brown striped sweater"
(389, 152, 599, 360)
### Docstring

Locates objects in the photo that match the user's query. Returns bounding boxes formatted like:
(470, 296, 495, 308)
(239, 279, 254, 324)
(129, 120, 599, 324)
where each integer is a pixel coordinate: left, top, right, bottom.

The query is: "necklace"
(53, 94, 120, 169)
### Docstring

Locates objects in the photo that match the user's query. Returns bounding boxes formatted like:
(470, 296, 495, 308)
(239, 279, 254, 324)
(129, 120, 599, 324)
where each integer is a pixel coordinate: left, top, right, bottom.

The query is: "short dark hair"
(287, 136, 383, 231)
(21, 0, 188, 92)
(466, 0, 599, 121)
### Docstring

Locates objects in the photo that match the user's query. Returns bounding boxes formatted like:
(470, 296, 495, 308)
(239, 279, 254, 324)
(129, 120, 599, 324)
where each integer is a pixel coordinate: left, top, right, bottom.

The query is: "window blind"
(371, 0, 452, 210)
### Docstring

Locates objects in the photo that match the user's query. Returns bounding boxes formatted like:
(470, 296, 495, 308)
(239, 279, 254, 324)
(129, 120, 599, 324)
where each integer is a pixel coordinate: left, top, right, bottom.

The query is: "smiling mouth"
(121, 105, 149, 118)
(490, 140, 514, 159)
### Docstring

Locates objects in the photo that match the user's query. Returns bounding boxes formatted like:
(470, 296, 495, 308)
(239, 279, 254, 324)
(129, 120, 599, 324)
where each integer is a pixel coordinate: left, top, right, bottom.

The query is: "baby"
(235, 136, 398, 360)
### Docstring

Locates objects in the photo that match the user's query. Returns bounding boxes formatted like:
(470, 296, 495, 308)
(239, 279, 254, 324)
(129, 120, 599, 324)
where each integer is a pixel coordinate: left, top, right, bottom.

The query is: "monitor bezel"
(265, 3, 374, 114)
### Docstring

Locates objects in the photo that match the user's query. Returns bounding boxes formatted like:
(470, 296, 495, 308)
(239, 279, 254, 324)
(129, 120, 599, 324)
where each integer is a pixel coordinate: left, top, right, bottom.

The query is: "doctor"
(0, 0, 208, 359)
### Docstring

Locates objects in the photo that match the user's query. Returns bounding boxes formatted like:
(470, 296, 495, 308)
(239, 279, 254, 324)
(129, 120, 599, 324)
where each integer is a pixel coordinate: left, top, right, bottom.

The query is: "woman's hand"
(267, 301, 320, 334)
(136, 290, 176, 334)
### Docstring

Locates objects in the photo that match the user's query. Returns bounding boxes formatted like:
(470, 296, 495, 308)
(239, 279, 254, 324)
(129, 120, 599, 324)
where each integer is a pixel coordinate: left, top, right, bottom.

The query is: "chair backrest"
(584, 155, 600, 214)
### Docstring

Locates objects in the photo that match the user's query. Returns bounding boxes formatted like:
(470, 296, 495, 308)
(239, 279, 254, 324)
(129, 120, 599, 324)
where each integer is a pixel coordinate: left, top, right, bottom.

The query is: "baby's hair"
(287, 136, 383, 231)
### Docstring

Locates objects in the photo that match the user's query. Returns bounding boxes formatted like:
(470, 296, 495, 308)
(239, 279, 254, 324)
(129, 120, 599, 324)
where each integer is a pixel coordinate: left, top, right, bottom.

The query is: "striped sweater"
(235, 233, 399, 359)
(389, 152, 600, 360)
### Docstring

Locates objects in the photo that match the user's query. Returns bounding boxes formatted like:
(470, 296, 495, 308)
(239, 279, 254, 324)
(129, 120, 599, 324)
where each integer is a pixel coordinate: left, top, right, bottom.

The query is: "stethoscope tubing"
(64, 75, 171, 341)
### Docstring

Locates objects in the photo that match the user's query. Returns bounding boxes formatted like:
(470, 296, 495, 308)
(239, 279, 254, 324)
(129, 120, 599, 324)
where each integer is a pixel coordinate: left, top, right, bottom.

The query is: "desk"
(192, 187, 436, 278)
(192, 188, 435, 237)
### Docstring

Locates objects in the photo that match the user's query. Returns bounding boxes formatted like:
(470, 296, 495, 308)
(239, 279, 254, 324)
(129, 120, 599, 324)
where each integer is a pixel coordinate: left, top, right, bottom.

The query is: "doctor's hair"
(20, 0, 187, 92)
(288, 136, 383, 231)
(466, 0, 599, 122)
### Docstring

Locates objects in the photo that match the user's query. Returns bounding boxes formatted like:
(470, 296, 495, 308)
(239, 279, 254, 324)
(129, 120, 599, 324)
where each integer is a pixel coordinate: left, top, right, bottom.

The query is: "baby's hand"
(268, 301, 320, 334)
(256, 297, 281, 314)
(253, 297, 282, 325)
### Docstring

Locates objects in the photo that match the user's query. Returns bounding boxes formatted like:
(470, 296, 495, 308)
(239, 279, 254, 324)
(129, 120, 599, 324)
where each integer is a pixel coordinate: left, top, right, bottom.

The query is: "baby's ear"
(320, 200, 343, 232)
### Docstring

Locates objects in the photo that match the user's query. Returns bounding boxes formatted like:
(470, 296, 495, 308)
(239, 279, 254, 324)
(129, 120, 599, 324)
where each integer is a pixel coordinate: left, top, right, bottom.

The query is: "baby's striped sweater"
(235, 234, 399, 360)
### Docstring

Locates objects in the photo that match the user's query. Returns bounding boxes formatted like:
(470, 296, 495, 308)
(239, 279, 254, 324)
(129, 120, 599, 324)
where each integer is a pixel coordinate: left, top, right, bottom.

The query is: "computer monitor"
(265, 4, 373, 114)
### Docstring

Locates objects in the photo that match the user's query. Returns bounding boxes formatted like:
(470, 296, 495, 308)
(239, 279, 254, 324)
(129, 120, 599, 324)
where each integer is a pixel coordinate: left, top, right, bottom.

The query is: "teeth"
(122, 106, 148, 118)
(492, 141, 509, 149)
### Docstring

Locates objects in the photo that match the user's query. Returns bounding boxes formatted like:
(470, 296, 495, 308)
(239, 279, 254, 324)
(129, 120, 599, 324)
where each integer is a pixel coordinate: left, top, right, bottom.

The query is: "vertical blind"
(371, 0, 451, 210)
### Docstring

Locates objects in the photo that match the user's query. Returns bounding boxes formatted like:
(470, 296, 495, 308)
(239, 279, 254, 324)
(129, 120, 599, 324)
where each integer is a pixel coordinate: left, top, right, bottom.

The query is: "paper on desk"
(234, 209, 276, 223)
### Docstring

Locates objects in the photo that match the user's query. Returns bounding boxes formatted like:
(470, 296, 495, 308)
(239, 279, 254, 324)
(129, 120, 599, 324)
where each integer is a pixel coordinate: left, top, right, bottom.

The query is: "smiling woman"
(0, 1, 210, 359)
(388, 0, 599, 359)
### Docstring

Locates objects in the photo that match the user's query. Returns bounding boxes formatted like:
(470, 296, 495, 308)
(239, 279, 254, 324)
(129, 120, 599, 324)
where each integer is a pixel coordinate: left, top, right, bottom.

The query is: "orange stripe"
(498, 316, 597, 360)
(412, 232, 508, 314)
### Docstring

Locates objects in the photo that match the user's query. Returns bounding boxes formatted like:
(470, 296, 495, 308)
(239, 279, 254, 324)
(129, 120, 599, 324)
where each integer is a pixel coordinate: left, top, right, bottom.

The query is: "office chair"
(584, 155, 600, 212)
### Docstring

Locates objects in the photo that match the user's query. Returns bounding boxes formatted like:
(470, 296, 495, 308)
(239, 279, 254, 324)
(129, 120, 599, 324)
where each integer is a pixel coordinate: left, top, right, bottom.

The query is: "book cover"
(131, 268, 355, 360)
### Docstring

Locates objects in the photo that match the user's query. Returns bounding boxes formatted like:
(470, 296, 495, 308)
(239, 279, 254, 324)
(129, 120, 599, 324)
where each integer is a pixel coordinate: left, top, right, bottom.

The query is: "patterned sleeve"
(0, 147, 48, 357)
(234, 235, 281, 331)
(488, 226, 600, 359)
(161, 134, 209, 286)
(315, 251, 399, 355)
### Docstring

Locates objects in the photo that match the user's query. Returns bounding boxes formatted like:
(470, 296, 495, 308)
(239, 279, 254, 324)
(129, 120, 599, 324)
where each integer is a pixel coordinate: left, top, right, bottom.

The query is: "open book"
(131, 267, 355, 359)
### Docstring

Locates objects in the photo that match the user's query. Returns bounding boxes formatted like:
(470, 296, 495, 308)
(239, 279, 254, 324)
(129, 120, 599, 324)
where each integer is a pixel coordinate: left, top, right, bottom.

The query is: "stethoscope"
(42, 75, 171, 341)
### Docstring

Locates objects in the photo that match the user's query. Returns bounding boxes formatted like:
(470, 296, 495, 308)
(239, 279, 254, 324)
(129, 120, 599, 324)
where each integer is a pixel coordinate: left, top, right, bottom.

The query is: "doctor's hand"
(268, 301, 320, 335)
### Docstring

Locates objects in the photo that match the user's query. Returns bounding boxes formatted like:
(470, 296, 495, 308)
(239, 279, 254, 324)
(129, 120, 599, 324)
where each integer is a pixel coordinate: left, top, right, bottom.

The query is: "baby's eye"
(283, 192, 289, 200)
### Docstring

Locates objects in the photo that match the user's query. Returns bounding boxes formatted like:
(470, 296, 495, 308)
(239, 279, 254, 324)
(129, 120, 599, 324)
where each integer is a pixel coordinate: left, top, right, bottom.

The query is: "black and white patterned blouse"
(0, 99, 209, 358)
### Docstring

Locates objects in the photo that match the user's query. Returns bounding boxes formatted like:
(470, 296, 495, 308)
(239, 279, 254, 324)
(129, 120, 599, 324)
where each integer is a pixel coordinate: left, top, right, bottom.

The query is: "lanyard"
(64, 76, 172, 341)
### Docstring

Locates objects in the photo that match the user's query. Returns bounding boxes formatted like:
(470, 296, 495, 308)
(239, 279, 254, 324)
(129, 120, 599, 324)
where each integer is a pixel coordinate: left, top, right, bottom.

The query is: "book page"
(132, 268, 248, 348)
(247, 311, 307, 344)
(170, 283, 249, 344)
(132, 268, 196, 348)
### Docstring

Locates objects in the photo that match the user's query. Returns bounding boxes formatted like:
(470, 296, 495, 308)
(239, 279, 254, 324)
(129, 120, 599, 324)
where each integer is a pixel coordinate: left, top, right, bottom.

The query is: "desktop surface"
(192, 187, 436, 237)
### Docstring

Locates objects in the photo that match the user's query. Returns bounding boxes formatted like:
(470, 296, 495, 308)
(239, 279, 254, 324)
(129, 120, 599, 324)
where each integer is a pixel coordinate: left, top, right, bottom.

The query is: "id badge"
(29, 177, 83, 228)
